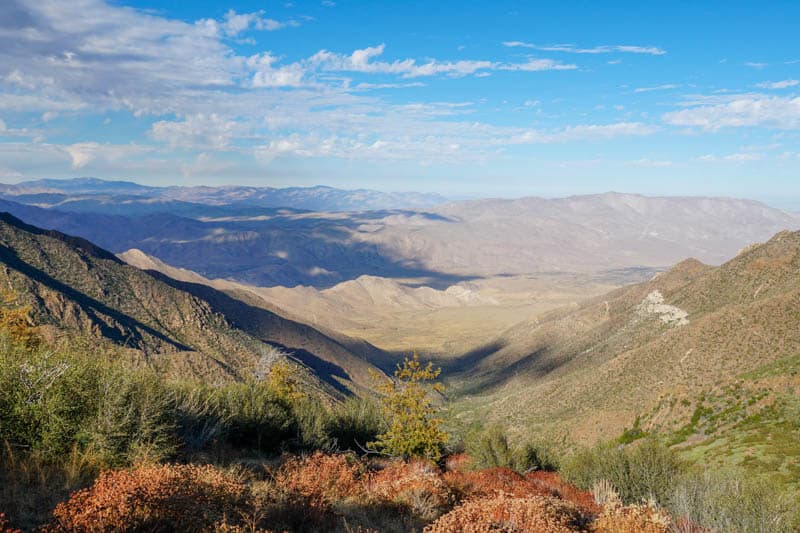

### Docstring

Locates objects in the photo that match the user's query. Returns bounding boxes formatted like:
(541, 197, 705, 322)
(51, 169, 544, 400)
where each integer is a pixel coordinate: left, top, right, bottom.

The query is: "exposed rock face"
(636, 290, 689, 326)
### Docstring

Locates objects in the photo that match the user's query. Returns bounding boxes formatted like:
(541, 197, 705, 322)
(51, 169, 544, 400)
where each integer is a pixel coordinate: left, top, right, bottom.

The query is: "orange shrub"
(366, 459, 454, 521)
(274, 452, 365, 508)
(0, 513, 21, 533)
(527, 471, 601, 515)
(444, 453, 470, 472)
(46, 464, 246, 532)
(590, 501, 673, 533)
(424, 494, 588, 533)
(444, 467, 550, 500)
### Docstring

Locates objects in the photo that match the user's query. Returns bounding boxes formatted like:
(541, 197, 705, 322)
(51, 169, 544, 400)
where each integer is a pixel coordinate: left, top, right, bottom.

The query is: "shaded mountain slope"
(117, 249, 398, 375)
(0, 213, 385, 393)
(450, 230, 800, 445)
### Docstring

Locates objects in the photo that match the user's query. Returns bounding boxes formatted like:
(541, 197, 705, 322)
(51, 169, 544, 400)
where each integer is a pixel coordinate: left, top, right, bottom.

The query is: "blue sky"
(0, 1, 799, 207)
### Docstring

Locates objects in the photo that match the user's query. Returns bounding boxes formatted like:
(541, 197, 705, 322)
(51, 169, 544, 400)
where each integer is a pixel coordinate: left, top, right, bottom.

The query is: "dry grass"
(590, 501, 673, 533)
(0, 443, 101, 532)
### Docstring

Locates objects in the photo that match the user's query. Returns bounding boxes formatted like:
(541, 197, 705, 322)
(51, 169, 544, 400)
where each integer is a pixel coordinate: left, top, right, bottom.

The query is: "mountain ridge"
(0, 212, 388, 393)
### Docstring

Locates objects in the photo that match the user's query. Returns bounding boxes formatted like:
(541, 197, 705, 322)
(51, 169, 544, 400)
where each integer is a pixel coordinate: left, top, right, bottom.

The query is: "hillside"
(0, 213, 385, 393)
(449, 230, 800, 465)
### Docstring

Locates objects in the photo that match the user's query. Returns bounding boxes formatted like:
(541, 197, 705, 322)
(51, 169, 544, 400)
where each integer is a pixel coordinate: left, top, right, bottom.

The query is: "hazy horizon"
(2, 175, 799, 212)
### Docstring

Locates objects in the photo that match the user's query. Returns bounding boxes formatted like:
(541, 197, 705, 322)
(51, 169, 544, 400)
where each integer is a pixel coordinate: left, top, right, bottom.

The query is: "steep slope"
(450, 230, 800, 448)
(0, 213, 385, 393)
(117, 249, 396, 379)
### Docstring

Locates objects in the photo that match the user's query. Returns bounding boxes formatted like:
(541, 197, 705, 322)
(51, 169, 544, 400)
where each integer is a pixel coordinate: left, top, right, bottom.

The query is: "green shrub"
(670, 469, 798, 532)
(0, 336, 102, 459)
(172, 383, 228, 454)
(82, 367, 176, 465)
(466, 425, 560, 473)
(561, 439, 683, 506)
(466, 424, 516, 470)
(211, 380, 295, 453)
(326, 396, 385, 453)
(291, 396, 333, 450)
(517, 440, 560, 472)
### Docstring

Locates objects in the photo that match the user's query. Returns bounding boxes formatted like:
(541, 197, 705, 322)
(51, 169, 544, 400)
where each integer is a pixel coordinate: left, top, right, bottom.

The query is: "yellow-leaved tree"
(266, 360, 305, 404)
(0, 288, 38, 347)
(369, 352, 447, 462)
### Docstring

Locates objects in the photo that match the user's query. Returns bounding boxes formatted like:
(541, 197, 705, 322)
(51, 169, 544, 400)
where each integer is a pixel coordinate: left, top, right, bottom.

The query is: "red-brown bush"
(527, 471, 601, 515)
(46, 464, 246, 532)
(274, 451, 365, 509)
(366, 459, 455, 521)
(424, 494, 587, 533)
(444, 453, 470, 472)
(444, 467, 550, 500)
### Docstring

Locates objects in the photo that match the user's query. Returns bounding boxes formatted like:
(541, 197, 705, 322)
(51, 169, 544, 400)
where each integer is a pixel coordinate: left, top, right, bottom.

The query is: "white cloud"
(697, 152, 763, 162)
(755, 79, 799, 89)
(220, 9, 298, 36)
(496, 122, 658, 145)
(248, 53, 307, 87)
(745, 62, 768, 69)
(196, 9, 299, 38)
(663, 95, 800, 130)
(353, 82, 425, 90)
(502, 41, 536, 48)
(150, 114, 240, 148)
(309, 44, 575, 78)
(634, 84, 679, 93)
(503, 42, 666, 55)
(309, 44, 495, 77)
(63, 142, 151, 169)
(627, 158, 673, 167)
(500, 59, 576, 72)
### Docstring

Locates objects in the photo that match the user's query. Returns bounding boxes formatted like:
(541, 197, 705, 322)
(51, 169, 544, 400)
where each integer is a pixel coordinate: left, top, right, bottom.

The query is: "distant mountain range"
(0, 213, 387, 394)
(0, 177, 449, 213)
(0, 181, 797, 288)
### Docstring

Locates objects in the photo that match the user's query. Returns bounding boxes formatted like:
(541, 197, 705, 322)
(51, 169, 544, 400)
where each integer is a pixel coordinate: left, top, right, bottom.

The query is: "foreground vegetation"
(1, 295, 798, 531)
